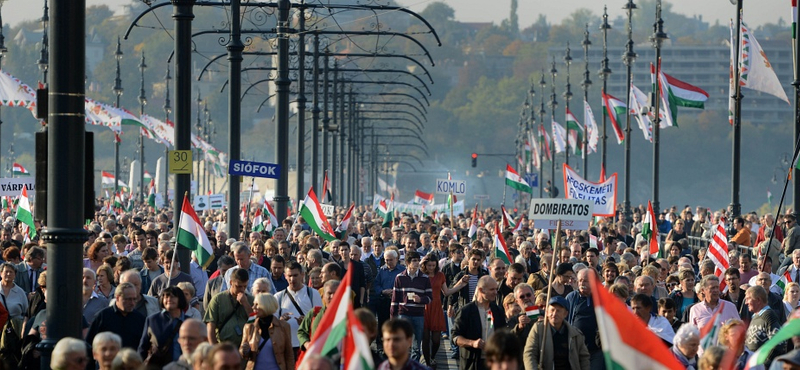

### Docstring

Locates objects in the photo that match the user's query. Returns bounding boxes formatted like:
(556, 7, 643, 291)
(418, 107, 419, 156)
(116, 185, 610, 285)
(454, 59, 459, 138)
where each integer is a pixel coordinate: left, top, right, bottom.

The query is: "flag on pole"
(114, 192, 124, 209)
(529, 130, 541, 170)
(299, 188, 338, 242)
(296, 267, 375, 370)
(493, 222, 511, 264)
(101, 171, 128, 190)
(699, 307, 723, 350)
(642, 201, 660, 258)
(630, 84, 653, 142)
(252, 207, 265, 232)
(775, 270, 794, 294)
(551, 121, 567, 154)
(336, 203, 355, 235)
(12, 163, 30, 176)
(651, 62, 677, 128)
(176, 194, 215, 269)
(413, 190, 434, 205)
(538, 125, 552, 161)
(659, 68, 709, 109)
(147, 179, 157, 209)
(590, 272, 684, 370)
(737, 20, 791, 104)
(262, 200, 279, 235)
(15, 187, 36, 240)
(468, 204, 479, 240)
(500, 205, 516, 231)
(602, 92, 627, 144)
(505, 165, 532, 193)
(565, 109, 584, 157)
(584, 100, 599, 153)
(322, 171, 333, 203)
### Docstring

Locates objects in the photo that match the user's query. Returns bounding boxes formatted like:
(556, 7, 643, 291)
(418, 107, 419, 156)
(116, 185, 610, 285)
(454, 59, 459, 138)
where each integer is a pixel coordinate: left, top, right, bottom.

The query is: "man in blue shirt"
(373, 250, 405, 351)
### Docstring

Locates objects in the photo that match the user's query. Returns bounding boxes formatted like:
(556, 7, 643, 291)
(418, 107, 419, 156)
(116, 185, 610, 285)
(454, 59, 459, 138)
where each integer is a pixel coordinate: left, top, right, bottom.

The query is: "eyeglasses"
(518, 293, 532, 299)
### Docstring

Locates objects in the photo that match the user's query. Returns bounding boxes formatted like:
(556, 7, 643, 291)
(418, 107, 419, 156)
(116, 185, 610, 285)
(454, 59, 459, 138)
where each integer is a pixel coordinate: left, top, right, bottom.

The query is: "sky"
(0, 0, 785, 29)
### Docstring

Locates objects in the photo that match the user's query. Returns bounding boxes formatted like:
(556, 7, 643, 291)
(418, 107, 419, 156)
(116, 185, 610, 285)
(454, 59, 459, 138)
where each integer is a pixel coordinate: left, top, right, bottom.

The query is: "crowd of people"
(1, 200, 800, 370)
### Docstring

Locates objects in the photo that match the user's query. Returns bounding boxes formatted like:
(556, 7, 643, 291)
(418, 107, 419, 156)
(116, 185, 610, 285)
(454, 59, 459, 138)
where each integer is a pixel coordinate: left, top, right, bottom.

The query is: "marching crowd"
(0, 200, 799, 370)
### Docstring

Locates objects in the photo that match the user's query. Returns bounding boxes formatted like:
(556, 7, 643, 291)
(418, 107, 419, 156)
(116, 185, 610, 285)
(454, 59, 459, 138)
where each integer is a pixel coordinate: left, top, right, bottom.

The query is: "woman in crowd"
(240, 293, 294, 370)
(0, 262, 28, 321)
(784, 282, 800, 319)
(138, 287, 187, 367)
(420, 253, 467, 369)
(669, 269, 698, 320)
(717, 319, 750, 369)
(95, 264, 116, 300)
(84, 241, 111, 271)
(671, 324, 700, 369)
(666, 219, 688, 244)
(252, 240, 268, 269)
(177, 281, 203, 319)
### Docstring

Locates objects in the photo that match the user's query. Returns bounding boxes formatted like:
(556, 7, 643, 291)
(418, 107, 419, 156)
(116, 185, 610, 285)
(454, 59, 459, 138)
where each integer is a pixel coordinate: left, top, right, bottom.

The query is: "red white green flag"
(299, 187, 338, 242)
(468, 204, 479, 240)
(500, 205, 516, 231)
(642, 201, 660, 258)
(297, 267, 374, 370)
(264, 200, 279, 234)
(252, 207, 265, 232)
(493, 222, 511, 264)
(176, 194, 215, 269)
(602, 92, 626, 144)
(12, 163, 29, 176)
(590, 272, 683, 369)
(15, 187, 35, 241)
(336, 203, 355, 234)
(505, 164, 532, 194)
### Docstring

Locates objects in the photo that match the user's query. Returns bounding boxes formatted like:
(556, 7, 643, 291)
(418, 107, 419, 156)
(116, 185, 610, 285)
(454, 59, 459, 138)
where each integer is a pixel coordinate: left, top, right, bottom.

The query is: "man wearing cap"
(452, 276, 506, 370)
(524, 295, 589, 370)
(389, 226, 404, 247)
(773, 348, 800, 370)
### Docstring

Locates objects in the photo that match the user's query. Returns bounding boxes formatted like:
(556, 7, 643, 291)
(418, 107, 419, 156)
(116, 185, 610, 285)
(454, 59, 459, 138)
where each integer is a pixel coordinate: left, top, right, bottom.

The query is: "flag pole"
(539, 219, 562, 370)
(763, 134, 800, 272)
(167, 191, 188, 287)
(242, 177, 256, 239)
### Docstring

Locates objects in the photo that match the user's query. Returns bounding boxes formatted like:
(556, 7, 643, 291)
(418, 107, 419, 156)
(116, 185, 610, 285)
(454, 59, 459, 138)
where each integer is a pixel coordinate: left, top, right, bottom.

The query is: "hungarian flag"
(147, 179, 157, 209)
(246, 311, 257, 324)
(15, 188, 36, 240)
(177, 194, 215, 269)
(642, 201, 660, 258)
(493, 222, 511, 264)
(512, 216, 524, 233)
(538, 125, 552, 161)
(656, 66, 709, 109)
(143, 171, 152, 185)
(590, 272, 683, 370)
(336, 203, 355, 234)
(101, 171, 128, 190)
(468, 204, 479, 240)
(447, 194, 457, 210)
(602, 92, 626, 144)
(565, 108, 584, 157)
(264, 200, 279, 235)
(775, 269, 794, 294)
(413, 190, 434, 205)
(525, 305, 542, 320)
(12, 163, 30, 176)
(322, 171, 333, 203)
(114, 192, 124, 210)
(505, 165, 532, 194)
(377, 199, 391, 218)
(699, 307, 723, 350)
(297, 267, 374, 370)
(252, 207, 265, 232)
(299, 187, 338, 242)
(500, 205, 516, 231)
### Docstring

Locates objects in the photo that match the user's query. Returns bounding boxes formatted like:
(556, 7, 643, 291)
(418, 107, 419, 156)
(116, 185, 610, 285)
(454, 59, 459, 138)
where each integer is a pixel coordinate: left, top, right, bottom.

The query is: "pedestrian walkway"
(432, 338, 459, 370)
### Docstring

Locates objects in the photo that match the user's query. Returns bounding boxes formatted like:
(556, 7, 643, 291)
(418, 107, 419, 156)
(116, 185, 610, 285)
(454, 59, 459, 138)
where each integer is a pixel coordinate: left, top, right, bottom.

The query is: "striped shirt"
(390, 269, 432, 317)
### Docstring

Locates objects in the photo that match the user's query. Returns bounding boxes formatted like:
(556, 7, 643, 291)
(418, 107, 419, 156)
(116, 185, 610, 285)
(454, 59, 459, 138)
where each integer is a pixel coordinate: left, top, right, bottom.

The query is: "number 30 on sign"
(168, 150, 193, 174)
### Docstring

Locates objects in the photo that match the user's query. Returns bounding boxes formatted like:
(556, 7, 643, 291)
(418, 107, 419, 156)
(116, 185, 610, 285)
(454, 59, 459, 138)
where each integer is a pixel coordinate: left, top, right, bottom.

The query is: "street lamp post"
(322, 49, 330, 181)
(0, 0, 6, 174)
(311, 34, 320, 196)
(195, 92, 202, 194)
(581, 24, 592, 179)
(538, 71, 546, 199)
(113, 37, 124, 195)
(339, 78, 347, 206)
(549, 57, 558, 196)
(295, 7, 307, 204)
(274, 0, 291, 220)
(650, 0, 667, 214)
(599, 6, 612, 175)
(563, 43, 572, 167)
(622, 0, 637, 219)
(37, 0, 48, 86)
(138, 51, 147, 202)
(730, 0, 743, 217)
(163, 65, 171, 203)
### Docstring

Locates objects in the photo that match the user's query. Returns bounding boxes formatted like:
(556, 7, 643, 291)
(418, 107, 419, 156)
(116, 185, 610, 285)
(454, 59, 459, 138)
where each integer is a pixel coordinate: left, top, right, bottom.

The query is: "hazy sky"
(0, 0, 784, 29)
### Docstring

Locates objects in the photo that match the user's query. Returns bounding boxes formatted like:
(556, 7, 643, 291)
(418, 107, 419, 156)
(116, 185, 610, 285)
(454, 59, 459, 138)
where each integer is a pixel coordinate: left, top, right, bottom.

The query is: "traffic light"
(471, 153, 478, 167)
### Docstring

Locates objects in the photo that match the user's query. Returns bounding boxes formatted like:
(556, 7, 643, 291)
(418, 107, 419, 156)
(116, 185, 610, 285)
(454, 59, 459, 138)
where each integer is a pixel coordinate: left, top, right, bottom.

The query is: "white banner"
(562, 164, 617, 217)
(0, 178, 35, 197)
(372, 194, 464, 216)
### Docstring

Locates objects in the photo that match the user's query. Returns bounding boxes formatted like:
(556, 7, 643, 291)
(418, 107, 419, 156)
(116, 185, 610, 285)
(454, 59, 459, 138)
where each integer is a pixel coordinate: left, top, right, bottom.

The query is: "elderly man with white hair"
(51, 337, 89, 370)
(92, 332, 121, 370)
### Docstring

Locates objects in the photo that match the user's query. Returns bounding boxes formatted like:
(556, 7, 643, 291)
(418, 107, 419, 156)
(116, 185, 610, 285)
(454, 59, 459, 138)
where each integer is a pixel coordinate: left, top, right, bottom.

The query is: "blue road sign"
(524, 173, 538, 188)
(228, 160, 281, 179)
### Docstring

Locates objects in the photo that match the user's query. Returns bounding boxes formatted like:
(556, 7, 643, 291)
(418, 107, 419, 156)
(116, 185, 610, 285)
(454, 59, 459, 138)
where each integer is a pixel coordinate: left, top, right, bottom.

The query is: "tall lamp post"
(650, 0, 667, 214)
(581, 24, 592, 179)
(0, 0, 7, 174)
(538, 71, 546, 198)
(730, 0, 743, 217)
(138, 51, 147, 202)
(528, 80, 536, 198)
(549, 57, 558, 195)
(163, 65, 171, 203)
(37, 0, 48, 86)
(113, 37, 124, 195)
(599, 6, 612, 175)
(622, 0, 637, 219)
(563, 43, 572, 167)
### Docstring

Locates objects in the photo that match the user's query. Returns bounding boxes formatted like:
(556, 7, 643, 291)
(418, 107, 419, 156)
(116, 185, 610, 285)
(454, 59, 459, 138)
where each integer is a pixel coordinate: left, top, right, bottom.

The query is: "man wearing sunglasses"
(509, 283, 536, 343)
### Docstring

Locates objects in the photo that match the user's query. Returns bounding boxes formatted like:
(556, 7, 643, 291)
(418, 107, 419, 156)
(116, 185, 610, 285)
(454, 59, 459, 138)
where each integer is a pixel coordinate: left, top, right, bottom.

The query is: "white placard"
(435, 179, 466, 195)
(0, 178, 35, 197)
(562, 164, 617, 217)
(528, 198, 594, 222)
(320, 204, 334, 218)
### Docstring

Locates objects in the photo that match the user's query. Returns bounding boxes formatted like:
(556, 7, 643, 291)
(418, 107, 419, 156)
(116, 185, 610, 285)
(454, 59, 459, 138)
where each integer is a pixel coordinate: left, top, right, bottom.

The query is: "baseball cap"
(548, 296, 569, 309)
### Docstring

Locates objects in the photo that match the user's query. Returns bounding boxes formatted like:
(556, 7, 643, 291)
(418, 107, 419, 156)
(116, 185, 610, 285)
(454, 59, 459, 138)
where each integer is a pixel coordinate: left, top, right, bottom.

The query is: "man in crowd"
(224, 242, 270, 292)
(275, 262, 322, 354)
(389, 251, 432, 362)
(86, 282, 146, 349)
(148, 249, 194, 297)
(689, 275, 740, 327)
(378, 319, 428, 370)
(567, 269, 603, 369)
(453, 276, 506, 370)
(205, 268, 253, 346)
(523, 296, 589, 370)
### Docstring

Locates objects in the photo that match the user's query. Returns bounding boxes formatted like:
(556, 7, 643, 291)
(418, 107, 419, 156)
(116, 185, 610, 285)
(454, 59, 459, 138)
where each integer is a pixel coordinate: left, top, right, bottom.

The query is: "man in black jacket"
(86, 282, 146, 349)
(452, 276, 506, 370)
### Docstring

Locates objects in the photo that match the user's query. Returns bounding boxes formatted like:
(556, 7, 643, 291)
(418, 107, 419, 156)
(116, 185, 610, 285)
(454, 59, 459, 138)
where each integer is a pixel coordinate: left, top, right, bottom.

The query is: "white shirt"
(274, 286, 322, 347)
(748, 273, 783, 294)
